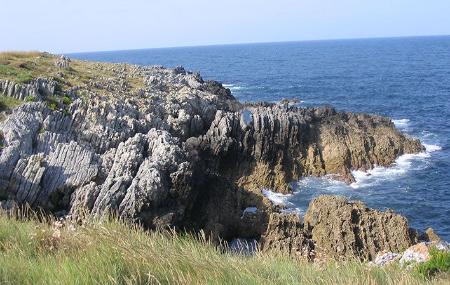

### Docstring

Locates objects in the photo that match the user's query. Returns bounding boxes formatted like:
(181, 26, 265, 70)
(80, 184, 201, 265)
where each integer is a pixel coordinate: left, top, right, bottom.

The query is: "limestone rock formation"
(0, 53, 430, 261)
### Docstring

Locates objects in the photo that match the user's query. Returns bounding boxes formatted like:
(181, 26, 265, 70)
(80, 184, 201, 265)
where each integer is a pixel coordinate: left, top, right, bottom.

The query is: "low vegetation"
(0, 211, 447, 285)
(0, 51, 146, 95)
(0, 95, 22, 111)
(416, 248, 450, 279)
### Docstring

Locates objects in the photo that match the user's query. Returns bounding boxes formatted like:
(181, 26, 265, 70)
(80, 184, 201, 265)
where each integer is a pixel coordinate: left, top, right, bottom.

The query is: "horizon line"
(65, 33, 450, 55)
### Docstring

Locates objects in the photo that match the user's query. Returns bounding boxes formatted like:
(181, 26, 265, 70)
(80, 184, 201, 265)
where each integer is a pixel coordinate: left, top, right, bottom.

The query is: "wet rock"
(227, 238, 258, 255)
(197, 105, 423, 196)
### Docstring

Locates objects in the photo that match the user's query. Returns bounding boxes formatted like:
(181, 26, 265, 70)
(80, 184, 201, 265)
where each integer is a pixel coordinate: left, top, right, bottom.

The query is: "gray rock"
(0, 59, 429, 259)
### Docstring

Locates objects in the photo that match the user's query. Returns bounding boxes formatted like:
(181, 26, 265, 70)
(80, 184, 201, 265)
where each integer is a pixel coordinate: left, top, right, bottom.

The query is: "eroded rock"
(261, 213, 315, 261)
(0, 55, 429, 257)
(303, 195, 417, 261)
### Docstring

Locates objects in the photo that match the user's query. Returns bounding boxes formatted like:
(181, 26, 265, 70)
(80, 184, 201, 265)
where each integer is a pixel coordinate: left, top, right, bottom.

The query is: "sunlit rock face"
(0, 55, 425, 260)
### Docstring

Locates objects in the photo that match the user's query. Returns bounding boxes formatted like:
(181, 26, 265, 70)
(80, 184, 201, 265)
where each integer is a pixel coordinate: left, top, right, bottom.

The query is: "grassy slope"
(0, 51, 146, 95)
(0, 213, 448, 285)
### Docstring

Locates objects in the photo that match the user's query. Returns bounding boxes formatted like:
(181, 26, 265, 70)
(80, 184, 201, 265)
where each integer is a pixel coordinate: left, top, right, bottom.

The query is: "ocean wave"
(393, 118, 410, 129)
(262, 189, 293, 206)
(223, 83, 267, 92)
(423, 143, 442, 152)
(223, 83, 245, 91)
(350, 142, 441, 189)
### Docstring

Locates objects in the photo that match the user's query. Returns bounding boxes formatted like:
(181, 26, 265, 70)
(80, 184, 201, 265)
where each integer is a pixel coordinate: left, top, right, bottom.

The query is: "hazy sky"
(1, 0, 450, 53)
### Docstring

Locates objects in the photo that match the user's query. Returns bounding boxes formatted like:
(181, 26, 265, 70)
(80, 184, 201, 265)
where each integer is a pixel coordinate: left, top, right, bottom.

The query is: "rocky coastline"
(0, 52, 445, 264)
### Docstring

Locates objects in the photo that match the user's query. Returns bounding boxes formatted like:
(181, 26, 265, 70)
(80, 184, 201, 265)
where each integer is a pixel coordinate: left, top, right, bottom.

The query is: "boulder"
(304, 195, 417, 261)
(370, 251, 401, 266)
(400, 241, 449, 266)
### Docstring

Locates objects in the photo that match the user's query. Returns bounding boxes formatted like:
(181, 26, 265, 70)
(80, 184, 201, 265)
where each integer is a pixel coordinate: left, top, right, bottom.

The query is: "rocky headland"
(0, 52, 444, 263)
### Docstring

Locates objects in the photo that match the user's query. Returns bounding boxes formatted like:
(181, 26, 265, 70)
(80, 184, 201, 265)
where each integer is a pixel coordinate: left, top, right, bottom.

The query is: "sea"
(70, 36, 450, 240)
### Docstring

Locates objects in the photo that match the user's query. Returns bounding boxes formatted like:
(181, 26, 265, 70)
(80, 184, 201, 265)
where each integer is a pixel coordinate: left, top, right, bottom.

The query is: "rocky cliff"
(0, 52, 427, 260)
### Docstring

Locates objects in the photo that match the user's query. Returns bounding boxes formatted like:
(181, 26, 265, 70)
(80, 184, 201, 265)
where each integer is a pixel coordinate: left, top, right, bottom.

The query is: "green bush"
(416, 248, 450, 279)
(24, 95, 36, 102)
(62, 95, 72, 106)
(48, 102, 58, 111)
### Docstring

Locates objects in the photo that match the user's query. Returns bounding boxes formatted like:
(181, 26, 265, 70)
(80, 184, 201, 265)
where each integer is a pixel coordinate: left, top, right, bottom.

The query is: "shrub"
(48, 101, 58, 111)
(62, 95, 73, 106)
(24, 95, 36, 102)
(416, 248, 450, 279)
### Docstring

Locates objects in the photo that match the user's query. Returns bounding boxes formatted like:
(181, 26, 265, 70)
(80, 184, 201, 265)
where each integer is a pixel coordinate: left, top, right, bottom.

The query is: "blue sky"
(1, 0, 450, 53)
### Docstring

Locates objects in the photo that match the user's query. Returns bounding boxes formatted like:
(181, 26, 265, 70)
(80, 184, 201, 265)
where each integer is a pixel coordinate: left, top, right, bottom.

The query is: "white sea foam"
(350, 141, 442, 189)
(392, 118, 410, 129)
(223, 84, 244, 91)
(262, 189, 293, 206)
(423, 143, 442, 152)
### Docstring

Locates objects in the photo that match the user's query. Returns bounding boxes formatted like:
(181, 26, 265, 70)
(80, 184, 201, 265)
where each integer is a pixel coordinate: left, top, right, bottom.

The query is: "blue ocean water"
(70, 36, 450, 240)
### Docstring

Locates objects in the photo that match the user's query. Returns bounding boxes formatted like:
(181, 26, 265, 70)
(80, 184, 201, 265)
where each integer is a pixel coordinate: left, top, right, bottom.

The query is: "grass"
(0, 95, 22, 111)
(0, 51, 146, 96)
(0, 212, 448, 285)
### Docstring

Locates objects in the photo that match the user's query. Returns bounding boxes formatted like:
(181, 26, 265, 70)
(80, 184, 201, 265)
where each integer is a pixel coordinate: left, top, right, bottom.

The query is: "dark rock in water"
(423, 227, 442, 242)
(0, 54, 430, 261)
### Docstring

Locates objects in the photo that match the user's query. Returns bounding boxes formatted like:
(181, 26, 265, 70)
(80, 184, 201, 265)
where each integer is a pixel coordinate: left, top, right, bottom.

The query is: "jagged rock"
(0, 78, 56, 100)
(303, 195, 417, 261)
(424, 228, 442, 242)
(0, 103, 47, 188)
(0, 55, 429, 256)
(7, 141, 98, 209)
(261, 213, 315, 261)
(55, 55, 71, 69)
(197, 105, 423, 195)
(68, 129, 195, 229)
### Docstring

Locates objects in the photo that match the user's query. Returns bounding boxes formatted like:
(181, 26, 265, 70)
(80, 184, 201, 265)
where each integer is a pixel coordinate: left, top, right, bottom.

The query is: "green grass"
(0, 51, 146, 96)
(0, 64, 34, 84)
(0, 95, 22, 111)
(0, 212, 448, 285)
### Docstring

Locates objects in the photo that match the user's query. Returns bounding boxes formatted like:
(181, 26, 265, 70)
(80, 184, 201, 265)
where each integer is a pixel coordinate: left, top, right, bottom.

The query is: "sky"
(1, 0, 450, 53)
